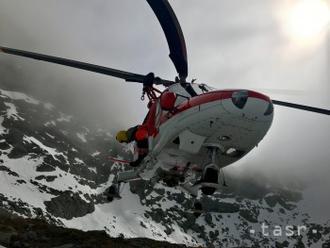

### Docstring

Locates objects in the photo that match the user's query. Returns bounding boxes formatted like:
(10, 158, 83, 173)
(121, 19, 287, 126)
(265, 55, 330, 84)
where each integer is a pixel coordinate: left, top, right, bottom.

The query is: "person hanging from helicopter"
(114, 83, 180, 168)
(114, 79, 163, 168)
(115, 125, 149, 167)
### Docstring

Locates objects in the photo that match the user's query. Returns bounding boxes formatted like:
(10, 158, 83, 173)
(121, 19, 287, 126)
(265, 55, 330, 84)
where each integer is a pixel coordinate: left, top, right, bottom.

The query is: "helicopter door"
(179, 129, 206, 154)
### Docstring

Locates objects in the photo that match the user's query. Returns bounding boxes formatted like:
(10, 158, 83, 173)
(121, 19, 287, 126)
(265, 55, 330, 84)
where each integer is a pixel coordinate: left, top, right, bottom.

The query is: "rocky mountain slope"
(0, 88, 329, 247)
(0, 209, 194, 248)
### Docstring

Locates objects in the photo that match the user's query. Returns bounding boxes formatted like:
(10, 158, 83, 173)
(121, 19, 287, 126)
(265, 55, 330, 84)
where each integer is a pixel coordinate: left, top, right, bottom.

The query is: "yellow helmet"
(116, 130, 128, 143)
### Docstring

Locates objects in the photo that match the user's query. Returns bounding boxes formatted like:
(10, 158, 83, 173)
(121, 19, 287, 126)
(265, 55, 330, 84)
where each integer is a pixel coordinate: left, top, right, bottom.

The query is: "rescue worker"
(115, 125, 148, 167)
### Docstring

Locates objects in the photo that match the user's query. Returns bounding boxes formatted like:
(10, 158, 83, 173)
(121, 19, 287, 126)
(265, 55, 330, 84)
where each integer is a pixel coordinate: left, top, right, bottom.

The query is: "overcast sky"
(0, 0, 329, 220)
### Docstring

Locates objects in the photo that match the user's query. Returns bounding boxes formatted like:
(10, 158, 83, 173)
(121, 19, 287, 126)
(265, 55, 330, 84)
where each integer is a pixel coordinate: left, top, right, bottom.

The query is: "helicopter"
(1, 0, 329, 216)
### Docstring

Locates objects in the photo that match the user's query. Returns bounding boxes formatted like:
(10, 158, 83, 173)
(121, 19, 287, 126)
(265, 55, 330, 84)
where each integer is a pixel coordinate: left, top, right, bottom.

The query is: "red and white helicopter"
(1, 0, 329, 215)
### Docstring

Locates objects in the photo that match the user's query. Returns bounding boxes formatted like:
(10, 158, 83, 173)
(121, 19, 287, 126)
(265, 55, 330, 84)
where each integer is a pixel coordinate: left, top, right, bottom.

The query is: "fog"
(0, 0, 329, 220)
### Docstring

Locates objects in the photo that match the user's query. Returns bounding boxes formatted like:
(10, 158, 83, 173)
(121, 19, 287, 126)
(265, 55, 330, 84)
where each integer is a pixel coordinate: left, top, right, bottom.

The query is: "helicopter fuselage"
(142, 85, 274, 175)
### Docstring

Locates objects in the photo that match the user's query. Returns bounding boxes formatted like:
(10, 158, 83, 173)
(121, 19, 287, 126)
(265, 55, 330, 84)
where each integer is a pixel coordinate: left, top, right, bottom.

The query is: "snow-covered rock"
(0, 88, 328, 247)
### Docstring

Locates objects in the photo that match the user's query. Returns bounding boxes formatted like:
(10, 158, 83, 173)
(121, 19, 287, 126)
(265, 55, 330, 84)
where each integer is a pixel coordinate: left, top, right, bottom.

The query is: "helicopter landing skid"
(106, 157, 156, 202)
(106, 171, 140, 201)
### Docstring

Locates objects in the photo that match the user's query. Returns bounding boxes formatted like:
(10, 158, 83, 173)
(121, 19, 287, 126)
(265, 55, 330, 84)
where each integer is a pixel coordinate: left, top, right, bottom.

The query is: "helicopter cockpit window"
(190, 84, 204, 95)
(167, 83, 192, 106)
(191, 83, 214, 94)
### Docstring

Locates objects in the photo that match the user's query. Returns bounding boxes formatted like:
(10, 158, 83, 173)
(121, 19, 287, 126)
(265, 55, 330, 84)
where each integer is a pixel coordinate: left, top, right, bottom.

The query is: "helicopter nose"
(222, 90, 273, 120)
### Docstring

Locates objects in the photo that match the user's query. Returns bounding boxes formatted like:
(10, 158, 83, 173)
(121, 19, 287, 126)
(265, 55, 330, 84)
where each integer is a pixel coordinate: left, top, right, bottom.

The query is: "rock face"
(0, 88, 329, 247)
(44, 192, 95, 219)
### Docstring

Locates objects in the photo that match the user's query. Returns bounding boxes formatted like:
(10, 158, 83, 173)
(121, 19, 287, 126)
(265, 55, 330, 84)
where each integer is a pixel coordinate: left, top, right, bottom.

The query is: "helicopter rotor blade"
(0, 46, 146, 82)
(0, 46, 175, 86)
(253, 88, 305, 96)
(272, 100, 330, 115)
(147, 0, 188, 81)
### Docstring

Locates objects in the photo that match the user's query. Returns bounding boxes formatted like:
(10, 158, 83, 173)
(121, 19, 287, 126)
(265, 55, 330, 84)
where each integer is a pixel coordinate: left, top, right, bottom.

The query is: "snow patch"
(44, 121, 56, 127)
(91, 151, 100, 157)
(45, 133, 55, 139)
(0, 116, 6, 134)
(77, 133, 87, 143)
(23, 136, 66, 161)
(0, 89, 39, 104)
(38, 167, 97, 194)
(0, 156, 52, 212)
(44, 102, 54, 110)
(88, 167, 97, 173)
(4, 102, 24, 121)
(61, 185, 193, 245)
(57, 113, 72, 122)
(74, 158, 84, 164)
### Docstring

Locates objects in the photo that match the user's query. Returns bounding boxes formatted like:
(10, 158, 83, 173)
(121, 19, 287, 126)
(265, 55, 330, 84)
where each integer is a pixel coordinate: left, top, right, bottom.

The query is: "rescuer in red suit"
(115, 125, 148, 167)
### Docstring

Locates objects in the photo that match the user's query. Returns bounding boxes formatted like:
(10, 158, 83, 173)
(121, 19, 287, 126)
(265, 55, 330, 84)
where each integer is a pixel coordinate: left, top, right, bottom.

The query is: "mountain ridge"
(0, 87, 329, 247)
